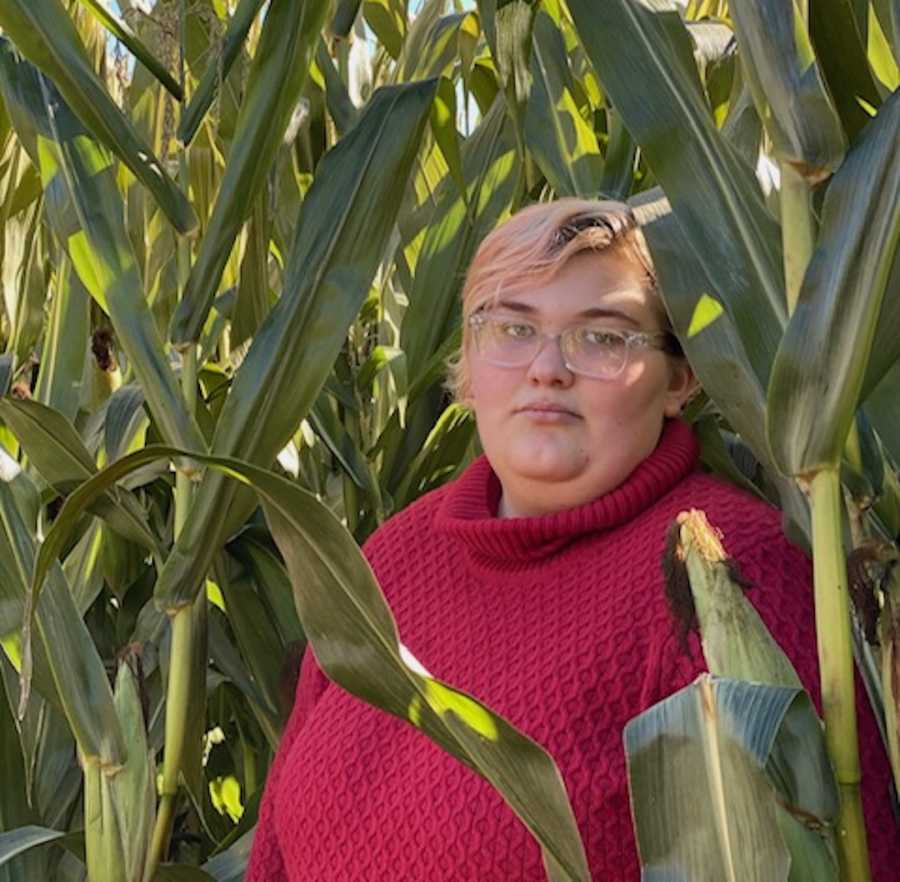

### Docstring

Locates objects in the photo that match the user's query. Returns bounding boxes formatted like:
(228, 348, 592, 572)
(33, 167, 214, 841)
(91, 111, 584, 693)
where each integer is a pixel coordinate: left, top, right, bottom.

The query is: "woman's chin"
(504, 442, 587, 484)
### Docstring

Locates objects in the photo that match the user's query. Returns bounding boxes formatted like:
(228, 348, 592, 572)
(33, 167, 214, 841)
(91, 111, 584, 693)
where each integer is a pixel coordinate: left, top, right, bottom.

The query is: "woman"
(247, 199, 898, 880)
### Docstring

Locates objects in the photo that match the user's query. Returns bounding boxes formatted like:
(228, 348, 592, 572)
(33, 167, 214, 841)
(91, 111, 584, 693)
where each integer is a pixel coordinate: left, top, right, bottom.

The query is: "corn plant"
(0, 2, 897, 882)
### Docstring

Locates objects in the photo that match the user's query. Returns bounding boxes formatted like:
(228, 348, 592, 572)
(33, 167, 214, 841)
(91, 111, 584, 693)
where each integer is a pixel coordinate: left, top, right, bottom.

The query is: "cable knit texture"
(246, 419, 899, 881)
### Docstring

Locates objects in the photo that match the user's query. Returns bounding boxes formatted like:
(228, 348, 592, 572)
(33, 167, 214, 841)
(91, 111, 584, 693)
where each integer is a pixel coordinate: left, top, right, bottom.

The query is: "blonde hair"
(447, 198, 675, 402)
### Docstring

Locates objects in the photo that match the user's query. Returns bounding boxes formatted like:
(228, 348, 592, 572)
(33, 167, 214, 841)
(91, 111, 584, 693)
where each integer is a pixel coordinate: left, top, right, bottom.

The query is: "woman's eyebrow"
(494, 299, 641, 327)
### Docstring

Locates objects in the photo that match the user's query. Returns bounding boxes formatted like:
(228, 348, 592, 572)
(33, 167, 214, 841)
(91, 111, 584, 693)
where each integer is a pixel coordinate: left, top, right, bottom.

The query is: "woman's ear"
(663, 361, 699, 417)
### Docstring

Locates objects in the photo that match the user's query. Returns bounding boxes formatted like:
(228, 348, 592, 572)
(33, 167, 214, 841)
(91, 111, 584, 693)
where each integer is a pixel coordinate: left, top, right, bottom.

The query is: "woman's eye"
(581, 329, 622, 347)
(500, 322, 535, 339)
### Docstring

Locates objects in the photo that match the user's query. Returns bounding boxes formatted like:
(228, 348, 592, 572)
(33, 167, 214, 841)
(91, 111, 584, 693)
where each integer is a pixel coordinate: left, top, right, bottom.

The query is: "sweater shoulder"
(658, 471, 802, 563)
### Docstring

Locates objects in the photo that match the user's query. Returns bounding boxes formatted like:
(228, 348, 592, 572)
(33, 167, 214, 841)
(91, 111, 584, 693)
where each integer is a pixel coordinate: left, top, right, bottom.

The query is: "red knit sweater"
(246, 420, 899, 881)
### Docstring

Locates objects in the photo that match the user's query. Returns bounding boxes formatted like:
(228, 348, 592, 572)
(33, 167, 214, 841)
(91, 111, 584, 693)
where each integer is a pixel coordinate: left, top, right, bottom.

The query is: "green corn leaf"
(392, 402, 475, 510)
(625, 676, 839, 882)
(0, 473, 125, 765)
(316, 38, 360, 136)
(388, 97, 518, 492)
(0, 826, 64, 870)
(430, 76, 466, 199)
(401, 96, 518, 380)
(0, 1, 196, 234)
(729, 0, 846, 180)
(525, 0, 604, 198)
(866, 360, 900, 467)
(632, 189, 773, 469)
(768, 94, 900, 477)
(330, 0, 363, 37)
(477, 0, 535, 119)
(404, 11, 478, 81)
(156, 79, 437, 611)
(309, 395, 381, 504)
(0, 44, 208, 459)
(83, 757, 127, 882)
(598, 110, 638, 200)
(0, 473, 65, 721)
(31, 443, 592, 882)
(809, 0, 884, 140)
(103, 384, 147, 463)
(228, 530, 303, 647)
(862, 251, 900, 404)
(231, 187, 272, 348)
(215, 556, 283, 721)
(356, 345, 407, 401)
(33, 254, 89, 424)
(75, 0, 183, 100)
(207, 608, 280, 743)
(0, 398, 159, 555)
(691, 417, 766, 499)
(171, 0, 330, 344)
(0, 684, 54, 882)
(6, 198, 47, 368)
(177, 0, 268, 145)
(201, 829, 253, 882)
(364, 0, 407, 61)
(398, 0, 451, 79)
(567, 0, 786, 389)
(868, 0, 900, 94)
(101, 661, 155, 882)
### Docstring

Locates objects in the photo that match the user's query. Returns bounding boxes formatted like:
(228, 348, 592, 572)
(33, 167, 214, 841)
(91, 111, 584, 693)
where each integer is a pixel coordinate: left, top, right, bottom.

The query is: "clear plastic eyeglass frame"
(467, 312, 676, 380)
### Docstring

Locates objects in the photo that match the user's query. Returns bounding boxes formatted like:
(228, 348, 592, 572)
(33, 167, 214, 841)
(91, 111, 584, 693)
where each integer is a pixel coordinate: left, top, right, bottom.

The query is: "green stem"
(809, 469, 871, 882)
(145, 39, 200, 868)
(144, 605, 193, 880)
(779, 163, 816, 315)
(146, 350, 198, 882)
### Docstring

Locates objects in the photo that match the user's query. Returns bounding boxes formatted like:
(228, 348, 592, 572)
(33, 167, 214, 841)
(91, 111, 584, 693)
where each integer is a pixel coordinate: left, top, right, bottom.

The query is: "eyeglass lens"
(475, 319, 629, 378)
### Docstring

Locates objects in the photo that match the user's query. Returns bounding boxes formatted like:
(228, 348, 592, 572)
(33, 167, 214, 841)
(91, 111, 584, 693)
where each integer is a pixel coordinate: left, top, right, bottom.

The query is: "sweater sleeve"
(653, 507, 900, 879)
(245, 646, 329, 882)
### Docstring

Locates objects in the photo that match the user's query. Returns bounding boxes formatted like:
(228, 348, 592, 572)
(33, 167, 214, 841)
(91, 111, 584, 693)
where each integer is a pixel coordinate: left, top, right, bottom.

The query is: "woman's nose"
(525, 334, 575, 386)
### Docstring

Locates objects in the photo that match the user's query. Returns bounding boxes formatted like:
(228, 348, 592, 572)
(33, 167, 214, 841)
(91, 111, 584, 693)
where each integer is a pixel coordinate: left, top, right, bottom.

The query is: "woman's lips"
(515, 403, 581, 422)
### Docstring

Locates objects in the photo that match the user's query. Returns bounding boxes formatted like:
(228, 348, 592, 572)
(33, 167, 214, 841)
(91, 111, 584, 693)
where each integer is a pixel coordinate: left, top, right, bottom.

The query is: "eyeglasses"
(468, 312, 678, 380)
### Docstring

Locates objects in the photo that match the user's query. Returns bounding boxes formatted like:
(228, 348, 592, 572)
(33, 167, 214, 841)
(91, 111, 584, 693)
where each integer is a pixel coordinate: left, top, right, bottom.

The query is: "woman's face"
(467, 249, 695, 518)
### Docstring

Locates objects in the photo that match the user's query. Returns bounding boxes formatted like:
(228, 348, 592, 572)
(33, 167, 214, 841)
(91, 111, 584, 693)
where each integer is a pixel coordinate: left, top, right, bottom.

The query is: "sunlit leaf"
(0, 44, 207, 458)
(0, 1, 195, 233)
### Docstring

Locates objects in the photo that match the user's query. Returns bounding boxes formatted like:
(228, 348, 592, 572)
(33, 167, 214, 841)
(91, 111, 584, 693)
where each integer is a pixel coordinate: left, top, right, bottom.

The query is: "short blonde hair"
(447, 198, 674, 402)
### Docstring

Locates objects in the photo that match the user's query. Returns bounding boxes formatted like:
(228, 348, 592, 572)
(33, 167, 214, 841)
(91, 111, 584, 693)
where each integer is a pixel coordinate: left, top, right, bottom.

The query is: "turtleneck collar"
(434, 418, 699, 568)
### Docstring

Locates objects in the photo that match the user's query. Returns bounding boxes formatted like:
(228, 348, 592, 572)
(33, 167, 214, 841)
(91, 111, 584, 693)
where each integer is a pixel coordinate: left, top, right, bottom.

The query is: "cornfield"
(0, 1, 897, 880)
